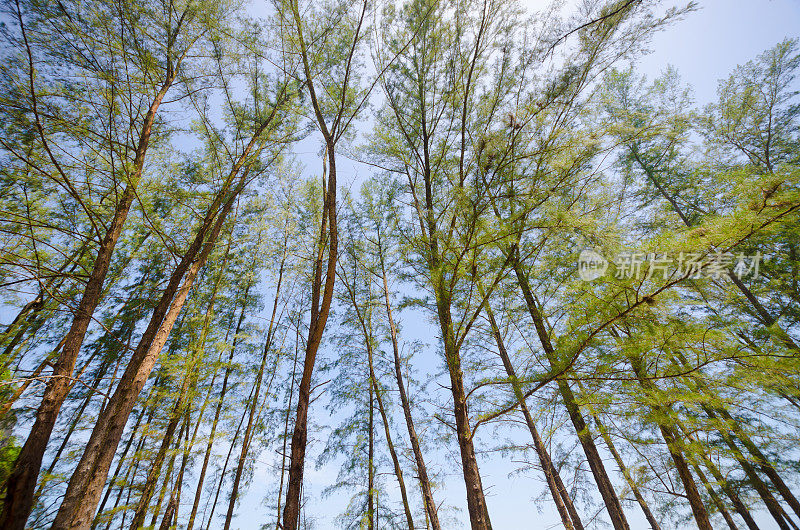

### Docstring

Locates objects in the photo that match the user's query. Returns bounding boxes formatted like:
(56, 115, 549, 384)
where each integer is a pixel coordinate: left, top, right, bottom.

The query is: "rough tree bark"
(0, 37, 179, 530)
(52, 154, 259, 528)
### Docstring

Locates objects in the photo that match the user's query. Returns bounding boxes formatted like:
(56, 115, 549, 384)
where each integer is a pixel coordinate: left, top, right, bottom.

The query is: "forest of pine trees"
(0, 0, 798, 528)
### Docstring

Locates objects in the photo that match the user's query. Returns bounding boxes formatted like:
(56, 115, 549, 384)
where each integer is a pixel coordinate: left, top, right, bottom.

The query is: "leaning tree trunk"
(0, 74, 176, 530)
(483, 299, 582, 530)
(670, 352, 798, 529)
(626, 355, 712, 530)
(692, 458, 740, 530)
(51, 161, 252, 529)
(130, 356, 197, 529)
(512, 254, 631, 530)
(590, 414, 662, 530)
(378, 246, 441, 530)
(674, 420, 761, 530)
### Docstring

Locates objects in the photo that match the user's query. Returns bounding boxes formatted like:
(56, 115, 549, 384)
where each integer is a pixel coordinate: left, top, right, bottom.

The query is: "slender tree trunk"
(276, 326, 301, 530)
(223, 252, 286, 530)
(372, 375, 415, 530)
(675, 421, 761, 530)
(591, 415, 662, 530)
(483, 299, 582, 530)
(280, 0, 361, 520)
(626, 355, 712, 530)
(704, 407, 796, 530)
(186, 296, 248, 530)
(0, 75, 176, 530)
(149, 412, 189, 529)
(670, 352, 798, 529)
(159, 406, 192, 530)
(205, 385, 251, 529)
(692, 460, 740, 530)
(93, 379, 162, 528)
(341, 247, 416, 529)
(716, 408, 800, 520)
(512, 255, 630, 530)
(368, 369, 375, 530)
(437, 295, 493, 530)
(281, 143, 338, 530)
(416, 125, 492, 529)
(130, 363, 195, 529)
(378, 248, 441, 530)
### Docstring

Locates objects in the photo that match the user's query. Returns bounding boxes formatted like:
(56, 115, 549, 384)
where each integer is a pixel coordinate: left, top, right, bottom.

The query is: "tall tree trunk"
(715, 408, 800, 520)
(275, 323, 302, 529)
(280, 0, 366, 519)
(186, 294, 248, 530)
(40, 290, 144, 494)
(483, 299, 582, 530)
(223, 251, 287, 530)
(93, 378, 162, 528)
(675, 421, 761, 530)
(205, 383, 252, 529)
(0, 75, 176, 530)
(368, 368, 375, 530)
(130, 360, 196, 529)
(512, 254, 630, 530)
(148, 413, 189, 529)
(416, 113, 492, 529)
(341, 246, 416, 530)
(33, 354, 115, 505)
(626, 355, 712, 530)
(159, 406, 192, 530)
(704, 407, 797, 530)
(371, 374, 415, 530)
(591, 415, 662, 530)
(437, 293, 493, 530)
(670, 352, 798, 528)
(692, 459, 740, 530)
(52, 160, 253, 529)
(281, 140, 338, 530)
(378, 248, 441, 530)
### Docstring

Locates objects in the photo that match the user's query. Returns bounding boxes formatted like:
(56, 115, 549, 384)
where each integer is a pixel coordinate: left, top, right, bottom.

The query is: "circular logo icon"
(577, 249, 608, 281)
